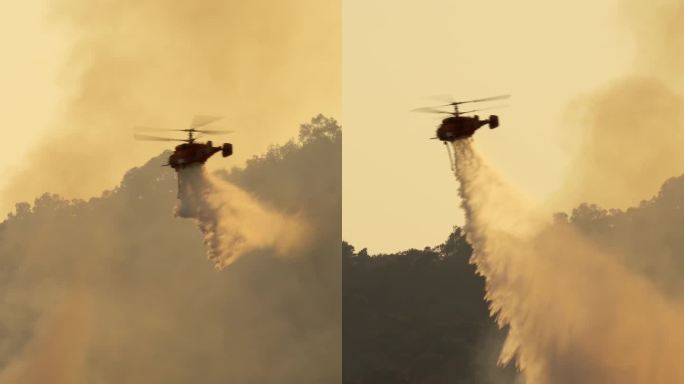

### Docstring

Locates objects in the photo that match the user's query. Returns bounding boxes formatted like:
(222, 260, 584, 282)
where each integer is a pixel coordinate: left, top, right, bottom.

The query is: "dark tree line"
(343, 228, 519, 384)
(565, 174, 684, 298)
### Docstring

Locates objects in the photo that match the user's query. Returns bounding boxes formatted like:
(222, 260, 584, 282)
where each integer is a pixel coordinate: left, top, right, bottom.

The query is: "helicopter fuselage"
(436, 114, 500, 142)
(436, 115, 490, 142)
(168, 141, 233, 169)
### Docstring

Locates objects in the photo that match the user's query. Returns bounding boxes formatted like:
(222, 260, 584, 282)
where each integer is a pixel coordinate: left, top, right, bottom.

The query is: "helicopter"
(413, 94, 510, 169)
(413, 94, 510, 142)
(134, 115, 233, 170)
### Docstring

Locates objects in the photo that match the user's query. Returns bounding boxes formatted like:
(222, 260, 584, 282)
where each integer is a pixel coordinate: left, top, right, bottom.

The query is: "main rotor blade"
(134, 133, 184, 142)
(193, 129, 233, 134)
(411, 107, 453, 114)
(452, 94, 511, 105)
(190, 115, 223, 129)
(457, 104, 509, 114)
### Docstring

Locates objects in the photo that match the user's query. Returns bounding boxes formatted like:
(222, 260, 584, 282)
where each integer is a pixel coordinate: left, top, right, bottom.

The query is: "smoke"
(561, 77, 684, 208)
(2, 0, 339, 216)
(175, 165, 309, 269)
(452, 140, 684, 384)
(559, 0, 684, 209)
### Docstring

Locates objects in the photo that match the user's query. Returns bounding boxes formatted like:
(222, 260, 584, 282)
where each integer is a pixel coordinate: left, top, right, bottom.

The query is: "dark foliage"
(567, 174, 684, 297)
(343, 228, 518, 384)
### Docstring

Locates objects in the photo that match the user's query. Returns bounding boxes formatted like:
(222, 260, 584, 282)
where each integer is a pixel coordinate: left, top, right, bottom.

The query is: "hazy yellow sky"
(343, 0, 634, 252)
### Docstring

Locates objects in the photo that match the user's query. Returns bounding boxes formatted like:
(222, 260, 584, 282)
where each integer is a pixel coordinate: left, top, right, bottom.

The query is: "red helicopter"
(134, 115, 233, 169)
(413, 94, 509, 168)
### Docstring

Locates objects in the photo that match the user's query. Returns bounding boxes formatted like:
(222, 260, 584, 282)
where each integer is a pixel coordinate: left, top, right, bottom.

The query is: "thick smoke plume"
(452, 140, 684, 384)
(562, 78, 684, 208)
(175, 165, 309, 269)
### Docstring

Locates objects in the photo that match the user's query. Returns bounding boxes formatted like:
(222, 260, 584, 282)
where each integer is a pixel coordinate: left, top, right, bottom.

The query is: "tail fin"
(222, 143, 233, 157)
(488, 115, 499, 129)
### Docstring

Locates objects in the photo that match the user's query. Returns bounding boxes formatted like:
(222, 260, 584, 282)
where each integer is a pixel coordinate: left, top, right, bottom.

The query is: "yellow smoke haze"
(2, 0, 339, 215)
(622, 0, 684, 83)
(0, 290, 93, 384)
(562, 77, 684, 208)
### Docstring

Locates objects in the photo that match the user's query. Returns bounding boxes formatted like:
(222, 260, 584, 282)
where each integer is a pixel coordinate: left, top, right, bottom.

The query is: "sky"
(342, 0, 635, 253)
